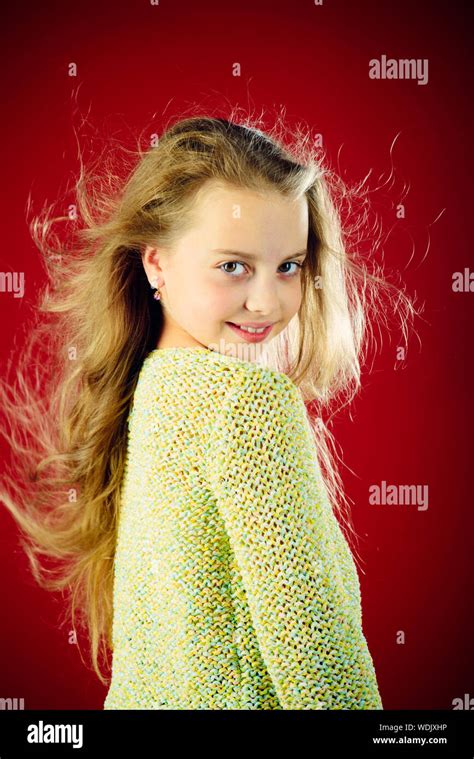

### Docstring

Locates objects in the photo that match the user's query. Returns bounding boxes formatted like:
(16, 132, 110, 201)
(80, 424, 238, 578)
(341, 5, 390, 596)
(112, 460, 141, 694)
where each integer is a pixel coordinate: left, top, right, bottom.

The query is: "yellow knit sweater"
(103, 346, 383, 710)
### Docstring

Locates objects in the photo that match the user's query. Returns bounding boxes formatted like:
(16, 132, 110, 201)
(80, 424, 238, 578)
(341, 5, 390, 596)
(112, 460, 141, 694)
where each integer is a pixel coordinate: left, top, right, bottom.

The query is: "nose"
(244, 273, 280, 316)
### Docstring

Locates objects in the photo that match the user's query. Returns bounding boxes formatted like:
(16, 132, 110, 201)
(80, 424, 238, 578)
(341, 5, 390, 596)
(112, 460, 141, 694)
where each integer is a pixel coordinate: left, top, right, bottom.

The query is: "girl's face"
(142, 180, 309, 355)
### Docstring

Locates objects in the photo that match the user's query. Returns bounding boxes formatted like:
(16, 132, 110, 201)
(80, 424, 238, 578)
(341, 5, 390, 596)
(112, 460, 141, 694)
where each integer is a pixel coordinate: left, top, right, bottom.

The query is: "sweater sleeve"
(207, 368, 383, 710)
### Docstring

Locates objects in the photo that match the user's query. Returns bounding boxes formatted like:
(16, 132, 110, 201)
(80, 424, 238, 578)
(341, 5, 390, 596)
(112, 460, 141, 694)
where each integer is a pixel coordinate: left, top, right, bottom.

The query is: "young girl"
(0, 113, 416, 710)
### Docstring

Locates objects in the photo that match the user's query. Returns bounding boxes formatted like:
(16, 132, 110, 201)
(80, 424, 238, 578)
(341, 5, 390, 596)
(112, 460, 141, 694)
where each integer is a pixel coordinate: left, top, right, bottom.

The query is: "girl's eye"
(279, 261, 304, 275)
(218, 261, 304, 277)
(219, 261, 246, 276)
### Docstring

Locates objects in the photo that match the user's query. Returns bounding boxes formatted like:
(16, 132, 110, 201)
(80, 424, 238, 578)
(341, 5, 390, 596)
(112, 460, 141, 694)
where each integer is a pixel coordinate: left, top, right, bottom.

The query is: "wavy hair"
(0, 108, 420, 686)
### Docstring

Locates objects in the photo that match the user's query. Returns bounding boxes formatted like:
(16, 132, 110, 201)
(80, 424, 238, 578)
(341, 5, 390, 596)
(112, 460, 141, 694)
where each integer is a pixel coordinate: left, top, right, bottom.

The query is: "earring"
(150, 277, 162, 301)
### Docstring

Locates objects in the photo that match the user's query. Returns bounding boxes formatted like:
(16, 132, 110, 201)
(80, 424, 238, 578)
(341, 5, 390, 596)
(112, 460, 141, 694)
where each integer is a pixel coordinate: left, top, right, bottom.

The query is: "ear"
(141, 245, 165, 287)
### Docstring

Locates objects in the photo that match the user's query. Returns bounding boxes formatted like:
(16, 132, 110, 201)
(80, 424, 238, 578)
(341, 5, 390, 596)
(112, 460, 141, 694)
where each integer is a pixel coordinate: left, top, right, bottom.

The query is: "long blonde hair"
(0, 108, 420, 686)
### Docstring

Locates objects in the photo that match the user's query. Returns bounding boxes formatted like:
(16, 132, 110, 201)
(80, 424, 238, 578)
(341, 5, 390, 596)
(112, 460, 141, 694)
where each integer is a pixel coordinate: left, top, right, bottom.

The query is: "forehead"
(186, 181, 308, 250)
(193, 179, 302, 212)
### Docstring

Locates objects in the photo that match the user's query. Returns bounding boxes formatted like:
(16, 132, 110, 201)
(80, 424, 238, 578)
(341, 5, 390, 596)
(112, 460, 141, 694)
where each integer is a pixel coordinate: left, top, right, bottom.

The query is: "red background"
(0, 0, 472, 710)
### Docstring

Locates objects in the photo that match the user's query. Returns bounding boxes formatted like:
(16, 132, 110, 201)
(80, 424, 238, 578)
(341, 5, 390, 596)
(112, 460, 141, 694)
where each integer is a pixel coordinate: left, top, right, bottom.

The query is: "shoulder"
(206, 361, 316, 488)
(135, 348, 306, 427)
(216, 360, 307, 429)
(205, 360, 314, 483)
(225, 361, 300, 400)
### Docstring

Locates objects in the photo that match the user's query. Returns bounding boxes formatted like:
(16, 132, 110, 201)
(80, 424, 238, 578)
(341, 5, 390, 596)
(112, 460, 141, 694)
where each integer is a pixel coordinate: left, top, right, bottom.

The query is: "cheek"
(197, 276, 241, 315)
(205, 290, 236, 317)
(177, 276, 233, 321)
(285, 281, 303, 313)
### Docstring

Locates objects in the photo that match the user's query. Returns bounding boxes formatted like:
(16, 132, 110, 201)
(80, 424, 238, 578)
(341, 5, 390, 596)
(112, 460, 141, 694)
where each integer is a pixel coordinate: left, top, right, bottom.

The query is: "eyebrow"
(211, 248, 307, 261)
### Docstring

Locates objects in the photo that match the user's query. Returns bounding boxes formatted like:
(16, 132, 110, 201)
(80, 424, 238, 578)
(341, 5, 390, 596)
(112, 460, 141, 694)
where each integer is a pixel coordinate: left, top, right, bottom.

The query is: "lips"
(225, 322, 274, 343)
(229, 322, 274, 329)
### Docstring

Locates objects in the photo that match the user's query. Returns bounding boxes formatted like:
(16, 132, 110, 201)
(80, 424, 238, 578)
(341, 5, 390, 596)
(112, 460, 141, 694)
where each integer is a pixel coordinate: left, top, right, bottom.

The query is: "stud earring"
(150, 277, 162, 301)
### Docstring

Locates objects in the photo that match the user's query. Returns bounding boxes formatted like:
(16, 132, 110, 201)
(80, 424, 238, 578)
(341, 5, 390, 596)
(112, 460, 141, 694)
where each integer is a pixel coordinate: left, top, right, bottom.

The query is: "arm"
(207, 368, 383, 710)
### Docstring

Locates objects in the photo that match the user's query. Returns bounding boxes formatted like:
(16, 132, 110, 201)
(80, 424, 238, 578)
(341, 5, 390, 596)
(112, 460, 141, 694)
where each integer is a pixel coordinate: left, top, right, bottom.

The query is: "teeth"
(237, 325, 267, 333)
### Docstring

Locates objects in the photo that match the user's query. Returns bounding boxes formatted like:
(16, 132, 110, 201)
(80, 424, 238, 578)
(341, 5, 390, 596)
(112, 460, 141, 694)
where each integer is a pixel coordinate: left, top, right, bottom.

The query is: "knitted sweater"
(103, 346, 383, 710)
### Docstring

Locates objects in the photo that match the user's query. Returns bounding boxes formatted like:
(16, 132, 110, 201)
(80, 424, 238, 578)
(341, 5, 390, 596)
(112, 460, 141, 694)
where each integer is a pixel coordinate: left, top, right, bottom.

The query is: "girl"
(0, 113, 416, 709)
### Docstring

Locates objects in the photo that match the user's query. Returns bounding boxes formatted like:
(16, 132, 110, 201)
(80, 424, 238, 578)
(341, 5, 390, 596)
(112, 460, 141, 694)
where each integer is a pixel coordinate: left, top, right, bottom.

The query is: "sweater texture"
(103, 346, 383, 710)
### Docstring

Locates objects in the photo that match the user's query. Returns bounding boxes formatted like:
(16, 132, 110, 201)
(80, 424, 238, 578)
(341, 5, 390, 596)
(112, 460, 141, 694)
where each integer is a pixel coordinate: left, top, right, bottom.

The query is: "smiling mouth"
(227, 323, 272, 334)
(230, 322, 271, 335)
(225, 322, 275, 341)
